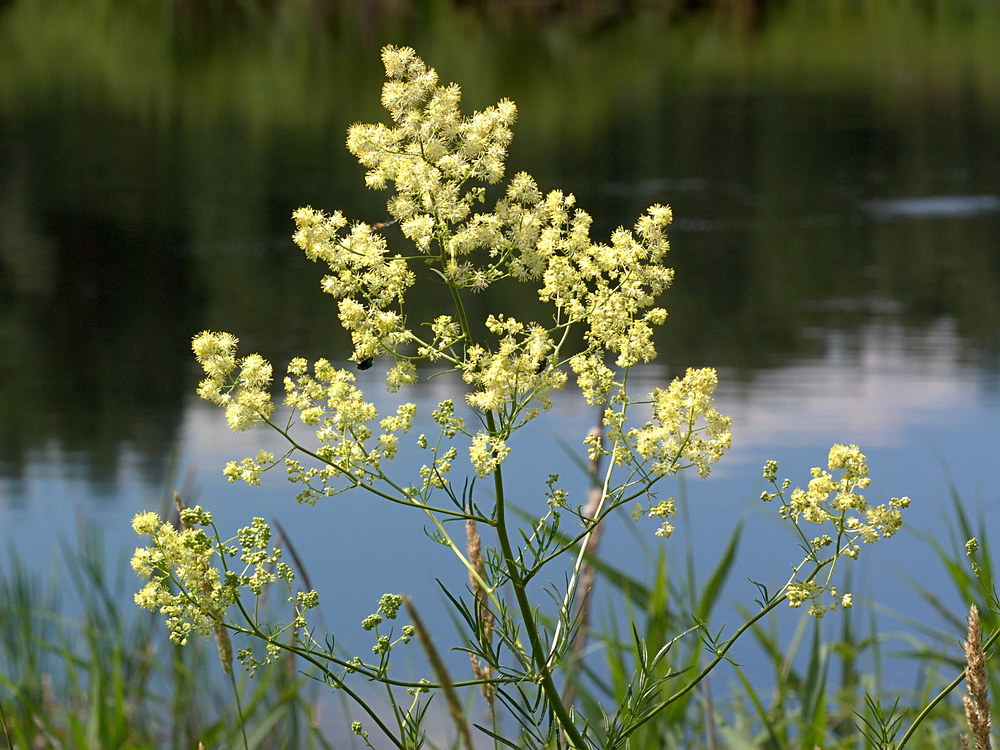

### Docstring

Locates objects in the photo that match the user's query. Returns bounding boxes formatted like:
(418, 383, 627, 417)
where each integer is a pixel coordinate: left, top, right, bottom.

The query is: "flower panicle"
(192, 330, 274, 431)
(291, 46, 679, 409)
(132, 502, 312, 674)
(622, 367, 732, 481)
(762, 446, 912, 617)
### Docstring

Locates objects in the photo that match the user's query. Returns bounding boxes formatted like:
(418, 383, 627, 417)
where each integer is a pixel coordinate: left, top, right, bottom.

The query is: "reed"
(962, 604, 991, 750)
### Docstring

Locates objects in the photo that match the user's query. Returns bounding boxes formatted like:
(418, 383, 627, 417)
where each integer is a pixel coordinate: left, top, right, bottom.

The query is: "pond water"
(1, 0, 999, 728)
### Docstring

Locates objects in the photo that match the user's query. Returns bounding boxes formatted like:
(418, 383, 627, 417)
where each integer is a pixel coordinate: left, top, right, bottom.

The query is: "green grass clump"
(563, 490, 997, 749)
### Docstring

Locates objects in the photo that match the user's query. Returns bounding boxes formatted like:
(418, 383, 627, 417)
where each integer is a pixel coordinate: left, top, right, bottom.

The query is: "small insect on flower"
(358, 357, 375, 371)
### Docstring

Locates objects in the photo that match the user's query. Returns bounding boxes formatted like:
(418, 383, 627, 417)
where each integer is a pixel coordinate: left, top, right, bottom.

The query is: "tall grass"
(1, 489, 994, 748)
(0, 518, 332, 750)
(562, 491, 997, 749)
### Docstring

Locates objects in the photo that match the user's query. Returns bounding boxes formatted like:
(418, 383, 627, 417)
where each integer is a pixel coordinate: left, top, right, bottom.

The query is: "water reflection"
(0, 0, 998, 605)
(863, 194, 1000, 219)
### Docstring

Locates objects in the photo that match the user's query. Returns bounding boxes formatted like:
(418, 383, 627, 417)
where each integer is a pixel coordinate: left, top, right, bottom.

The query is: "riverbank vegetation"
(0, 498, 995, 747)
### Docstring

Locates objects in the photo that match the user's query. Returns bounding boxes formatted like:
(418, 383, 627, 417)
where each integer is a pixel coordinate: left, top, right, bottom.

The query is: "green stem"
(225, 595, 409, 750)
(446, 277, 472, 343)
(486, 409, 589, 749)
(623, 560, 832, 740)
(226, 667, 250, 750)
(546, 437, 613, 668)
(524, 472, 665, 581)
(265, 419, 475, 520)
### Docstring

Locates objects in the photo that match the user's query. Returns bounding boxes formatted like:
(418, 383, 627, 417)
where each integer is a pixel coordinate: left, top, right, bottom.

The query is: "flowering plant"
(132, 46, 910, 749)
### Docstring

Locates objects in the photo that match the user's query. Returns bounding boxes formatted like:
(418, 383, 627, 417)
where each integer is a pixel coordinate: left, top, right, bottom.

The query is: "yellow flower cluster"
(282, 357, 417, 501)
(192, 331, 274, 431)
(282, 46, 711, 489)
(132, 510, 310, 652)
(131, 509, 232, 646)
(762, 445, 911, 616)
(469, 432, 511, 478)
(647, 498, 677, 538)
(531, 195, 674, 369)
(289, 46, 678, 427)
(223, 449, 275, 485)
(291, 45, 515, 371)
(606, 368, 731, 479)
(786, 583, 853, 618)
(292, 207, 414, 365)
(778, 444, 910, 552)
(461, 315, 567, 418)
